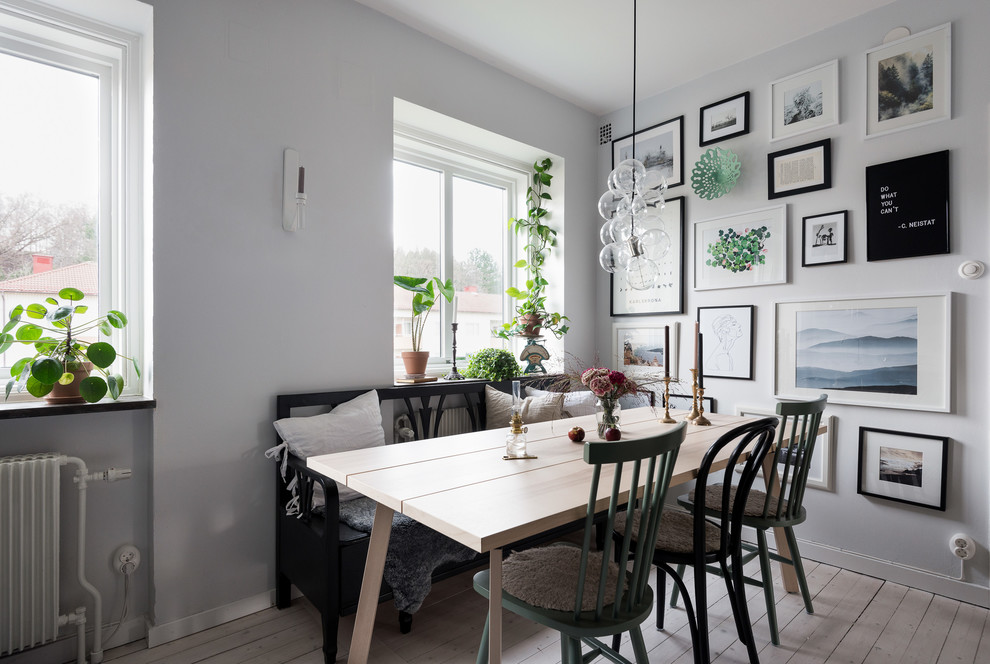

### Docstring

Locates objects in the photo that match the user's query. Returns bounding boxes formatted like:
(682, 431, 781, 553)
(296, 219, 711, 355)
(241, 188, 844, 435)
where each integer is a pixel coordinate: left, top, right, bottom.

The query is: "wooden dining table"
(308, 406, 808, 664)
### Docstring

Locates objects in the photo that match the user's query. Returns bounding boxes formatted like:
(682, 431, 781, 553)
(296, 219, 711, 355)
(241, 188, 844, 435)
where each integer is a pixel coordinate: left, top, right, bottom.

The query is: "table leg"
(348, 503, 393, 664)
(488, 547, 502, 664)
(761, 455, 799, 593)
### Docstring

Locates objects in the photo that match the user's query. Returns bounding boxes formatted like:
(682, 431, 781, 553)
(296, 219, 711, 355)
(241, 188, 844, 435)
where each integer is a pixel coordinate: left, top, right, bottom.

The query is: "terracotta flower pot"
(45, 362, 93, 405)
(400, 351, 430, 378)
(518, 314, 543, 338)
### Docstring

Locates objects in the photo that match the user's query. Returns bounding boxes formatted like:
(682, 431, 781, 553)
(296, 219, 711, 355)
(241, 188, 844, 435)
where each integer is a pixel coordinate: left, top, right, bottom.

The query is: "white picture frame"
(866, 23, 951, 138)
(774, 293, 951, 412)
(737, 405, 836, 491)
(770, 59, 839, 141)
(694, 205, 787, 291)
(613, 322, 680, 382)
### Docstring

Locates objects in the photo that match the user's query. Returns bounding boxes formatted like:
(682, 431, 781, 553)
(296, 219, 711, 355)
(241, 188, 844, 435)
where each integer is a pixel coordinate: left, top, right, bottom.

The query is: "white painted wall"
(597, 0, 989, 604)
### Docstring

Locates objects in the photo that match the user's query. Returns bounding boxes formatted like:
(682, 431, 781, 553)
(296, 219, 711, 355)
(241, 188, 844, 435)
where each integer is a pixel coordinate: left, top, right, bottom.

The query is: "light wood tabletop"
(308, 407, 812, 664)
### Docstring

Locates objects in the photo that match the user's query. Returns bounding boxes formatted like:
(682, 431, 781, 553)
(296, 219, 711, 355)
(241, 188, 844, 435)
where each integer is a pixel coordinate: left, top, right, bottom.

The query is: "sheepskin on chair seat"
(501, 543, 624, 612)
(614, 509, 722, 555)
(690, 485, 789, 517)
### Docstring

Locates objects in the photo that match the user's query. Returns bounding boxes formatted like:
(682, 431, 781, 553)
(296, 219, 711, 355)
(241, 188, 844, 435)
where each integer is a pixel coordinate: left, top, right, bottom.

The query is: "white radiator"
(0, 453, 62, 655)
(434, 407, 473, 438)
(0, 453, 126, 664)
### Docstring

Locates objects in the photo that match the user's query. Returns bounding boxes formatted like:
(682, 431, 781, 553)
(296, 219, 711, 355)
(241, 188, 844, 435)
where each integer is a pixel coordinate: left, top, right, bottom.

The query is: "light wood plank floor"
(105, 558, 990, 664)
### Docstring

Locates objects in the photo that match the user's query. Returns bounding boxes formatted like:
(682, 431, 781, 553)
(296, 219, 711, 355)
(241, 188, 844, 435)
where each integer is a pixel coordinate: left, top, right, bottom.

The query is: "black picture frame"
(697, 305, 755, 380)
(664, 393, 715, 414)
(865, 150, 950, 261)
(858, 427, 948, 511)
(699, 91, 750, 146)
(612, 115, 684, 188)
(802, 211, 848, 266)
(610, 196, 685, 316)
(767, 138, 831, 199)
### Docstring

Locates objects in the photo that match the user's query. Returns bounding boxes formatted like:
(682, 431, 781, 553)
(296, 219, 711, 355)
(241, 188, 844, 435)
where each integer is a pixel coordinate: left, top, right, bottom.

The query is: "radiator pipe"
(64, 456, 104, 664)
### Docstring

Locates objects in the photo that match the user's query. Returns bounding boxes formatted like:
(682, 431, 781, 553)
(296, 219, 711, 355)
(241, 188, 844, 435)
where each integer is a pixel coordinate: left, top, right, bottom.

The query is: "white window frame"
(393, 127, 528, 370)
(0, 0, 151, 399)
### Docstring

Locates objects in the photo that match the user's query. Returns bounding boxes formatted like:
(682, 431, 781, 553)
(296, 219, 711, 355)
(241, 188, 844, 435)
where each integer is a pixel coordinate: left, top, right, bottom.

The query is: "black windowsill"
(0, 396, 156, 420)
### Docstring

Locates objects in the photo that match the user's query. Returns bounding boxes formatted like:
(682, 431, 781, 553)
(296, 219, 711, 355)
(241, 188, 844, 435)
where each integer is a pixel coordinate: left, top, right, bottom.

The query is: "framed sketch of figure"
(697, 305, 755, 380)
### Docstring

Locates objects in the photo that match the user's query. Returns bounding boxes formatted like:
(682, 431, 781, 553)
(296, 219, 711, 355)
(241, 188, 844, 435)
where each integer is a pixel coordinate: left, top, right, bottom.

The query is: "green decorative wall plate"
(691, 147, 741, 200)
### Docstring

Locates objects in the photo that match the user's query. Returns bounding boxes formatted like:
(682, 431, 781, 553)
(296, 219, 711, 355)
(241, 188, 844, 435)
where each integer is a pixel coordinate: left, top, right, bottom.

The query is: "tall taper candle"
(664, 325, 670, 378)
(452, 293, 458, 324)
(697, 332, 704, 390)
(693, 321, 699, 372)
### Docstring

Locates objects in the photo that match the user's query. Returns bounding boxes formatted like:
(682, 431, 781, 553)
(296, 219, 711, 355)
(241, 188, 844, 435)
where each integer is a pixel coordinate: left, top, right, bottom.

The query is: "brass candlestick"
(693, 386, 712, 426)
(685, 369, 700, 421)
(659, 376, 677, 424)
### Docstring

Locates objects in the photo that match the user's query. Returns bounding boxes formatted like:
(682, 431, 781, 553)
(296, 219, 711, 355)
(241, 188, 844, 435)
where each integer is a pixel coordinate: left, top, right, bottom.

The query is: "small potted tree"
(1, 287, 139, 403)
(394, 275, 454, 377)
(495, 158, 569, 340)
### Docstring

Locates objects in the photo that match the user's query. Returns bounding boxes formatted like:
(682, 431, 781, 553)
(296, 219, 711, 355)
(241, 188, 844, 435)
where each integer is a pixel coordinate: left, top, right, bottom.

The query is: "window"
(393, 131, 527, 366)
(0, 0, 151, 401)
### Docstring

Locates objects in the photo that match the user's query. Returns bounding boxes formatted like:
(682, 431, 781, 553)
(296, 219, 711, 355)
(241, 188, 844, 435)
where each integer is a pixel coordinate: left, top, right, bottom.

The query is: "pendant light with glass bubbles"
(598, 0, 670, 291)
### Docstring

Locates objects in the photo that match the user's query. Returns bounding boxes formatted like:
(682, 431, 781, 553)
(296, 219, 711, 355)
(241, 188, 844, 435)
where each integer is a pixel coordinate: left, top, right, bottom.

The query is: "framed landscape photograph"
(858, 427, 948, 510)
(699, 91, 750, 146)
(866, 151, 949, 261)
(613, 115, 684, 188)
(694, 205, 787, 291)
(802, 211, 847, 266)
(866, 23, 951, 138)
(611, 196, 684, 315)
(770, 60, 839, 141)
(736, 405, 836, 491)
(768, 139, 831, 199)
(774, 293, 950, 412)
(613, 322, 680, 381)
(697, 305, 754, 380)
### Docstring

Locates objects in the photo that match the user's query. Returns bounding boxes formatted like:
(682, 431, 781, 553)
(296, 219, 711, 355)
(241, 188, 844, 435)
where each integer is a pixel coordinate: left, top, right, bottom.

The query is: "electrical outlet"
(113, 544, 141, 575)
(948, 533, 976, 561)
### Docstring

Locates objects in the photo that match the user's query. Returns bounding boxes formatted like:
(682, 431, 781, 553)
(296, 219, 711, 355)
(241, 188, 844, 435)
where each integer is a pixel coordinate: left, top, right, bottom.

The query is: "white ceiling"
(354, 0, 898, 116)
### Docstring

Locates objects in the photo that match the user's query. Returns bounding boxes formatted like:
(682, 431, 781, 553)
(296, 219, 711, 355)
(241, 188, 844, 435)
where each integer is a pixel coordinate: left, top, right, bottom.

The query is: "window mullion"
(441, 169, 455, 361)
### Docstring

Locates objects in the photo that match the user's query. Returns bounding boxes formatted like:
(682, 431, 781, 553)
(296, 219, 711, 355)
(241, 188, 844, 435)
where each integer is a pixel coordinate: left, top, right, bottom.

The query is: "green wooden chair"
(472, 422, 687, 664)
(673, 395, 827, 646)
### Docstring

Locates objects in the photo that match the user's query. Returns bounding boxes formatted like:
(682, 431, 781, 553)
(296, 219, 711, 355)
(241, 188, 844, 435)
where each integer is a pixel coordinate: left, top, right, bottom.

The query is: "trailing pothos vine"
(494, 158, 569, 340)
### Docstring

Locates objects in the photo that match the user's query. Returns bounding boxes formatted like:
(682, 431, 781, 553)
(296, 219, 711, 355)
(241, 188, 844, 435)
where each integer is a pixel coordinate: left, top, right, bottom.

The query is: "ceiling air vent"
(599, 123, 611, 145)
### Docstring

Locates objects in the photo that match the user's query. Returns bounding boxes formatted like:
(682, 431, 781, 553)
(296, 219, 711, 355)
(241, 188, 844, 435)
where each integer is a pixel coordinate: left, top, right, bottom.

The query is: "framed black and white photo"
(866, 23, 951, 138)
(697, 305, 754, 380)
(774, 294, 951, 412)
(858, 427, 948, 510)
(802, 211, 847, 266)
(613, 322, 680, 381)
(770, 60, 839, 141)
(768, 139, 831, 199)
(866, 151, 949, 261)
(736, 405, 836, 491)
(612, 115, 684, 188)
(694, 205, 787, 291)
(611, 197, 684, 315)
(699, 92, 750, 146)
(665, 393, 715, 415)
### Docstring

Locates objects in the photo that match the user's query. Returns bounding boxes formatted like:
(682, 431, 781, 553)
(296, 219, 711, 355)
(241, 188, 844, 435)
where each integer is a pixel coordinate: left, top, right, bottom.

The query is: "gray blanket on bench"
(337, 497, 478, 614)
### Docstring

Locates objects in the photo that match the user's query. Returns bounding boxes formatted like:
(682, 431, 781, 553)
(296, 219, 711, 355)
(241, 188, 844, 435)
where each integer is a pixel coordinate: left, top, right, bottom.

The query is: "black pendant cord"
(631, 0, 637, 162)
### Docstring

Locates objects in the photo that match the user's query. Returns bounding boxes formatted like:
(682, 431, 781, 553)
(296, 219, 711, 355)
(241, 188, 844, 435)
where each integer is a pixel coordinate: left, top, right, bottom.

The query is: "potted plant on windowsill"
(495, 158, 569, 341)
(394, 274, 454, 377)
(0, 287, 139, 404)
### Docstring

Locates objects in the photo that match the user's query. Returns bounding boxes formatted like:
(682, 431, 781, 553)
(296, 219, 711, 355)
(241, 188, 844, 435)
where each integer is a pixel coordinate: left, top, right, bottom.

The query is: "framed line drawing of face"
(697, 305, 755, 380)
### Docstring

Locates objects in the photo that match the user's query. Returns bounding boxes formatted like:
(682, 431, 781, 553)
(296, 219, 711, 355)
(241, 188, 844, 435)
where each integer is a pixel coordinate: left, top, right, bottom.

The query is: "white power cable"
(102, 574, 130, 645)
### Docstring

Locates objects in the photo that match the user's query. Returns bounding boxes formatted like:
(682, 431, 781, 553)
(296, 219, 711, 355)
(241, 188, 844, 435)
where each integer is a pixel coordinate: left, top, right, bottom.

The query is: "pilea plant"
(706, 226, 771, 273)
(0, 287, 138, 402)
(495, 158, 569, 340)
(461, 347, 520, 382)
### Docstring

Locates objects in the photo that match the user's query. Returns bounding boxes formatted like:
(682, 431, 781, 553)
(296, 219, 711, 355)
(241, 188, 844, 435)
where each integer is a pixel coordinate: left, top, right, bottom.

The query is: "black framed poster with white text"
(865, 151, 949, 261)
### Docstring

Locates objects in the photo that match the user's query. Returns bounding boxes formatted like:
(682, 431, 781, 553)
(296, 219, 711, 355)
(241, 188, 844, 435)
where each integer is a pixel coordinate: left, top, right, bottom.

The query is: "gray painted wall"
(597, 0, 989, 602)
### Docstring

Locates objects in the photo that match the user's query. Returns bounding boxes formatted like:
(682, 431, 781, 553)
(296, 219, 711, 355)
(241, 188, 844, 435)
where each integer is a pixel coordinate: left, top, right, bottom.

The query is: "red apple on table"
(604, 427, 621, 442)
(568, 426, 585, 442)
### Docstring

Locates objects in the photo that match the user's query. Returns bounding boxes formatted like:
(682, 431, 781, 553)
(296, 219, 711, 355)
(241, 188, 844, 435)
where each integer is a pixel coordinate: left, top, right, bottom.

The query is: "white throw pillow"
(485, 385, 564, 430)
(526, 386, 598, 418)
(273, 389, 385, 502)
